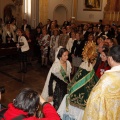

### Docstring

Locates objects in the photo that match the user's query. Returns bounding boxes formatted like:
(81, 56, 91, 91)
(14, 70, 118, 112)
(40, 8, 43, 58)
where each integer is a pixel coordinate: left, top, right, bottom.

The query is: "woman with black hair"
(95, 45, 110, 78)
(41, 46, 71, 110)
(16, 29, 29, 73)
(3, 88, 60, 120)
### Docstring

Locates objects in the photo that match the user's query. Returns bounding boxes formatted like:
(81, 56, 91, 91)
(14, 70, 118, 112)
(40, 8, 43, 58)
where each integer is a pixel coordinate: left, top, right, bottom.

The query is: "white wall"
(77, 0, 107, 22)
(54, 6, 67, 25)
(48, 0, 73, 21)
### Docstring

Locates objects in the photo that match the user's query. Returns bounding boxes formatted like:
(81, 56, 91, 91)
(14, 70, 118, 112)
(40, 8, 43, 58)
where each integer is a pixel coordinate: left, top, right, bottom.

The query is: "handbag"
(19, 42, 24, 46)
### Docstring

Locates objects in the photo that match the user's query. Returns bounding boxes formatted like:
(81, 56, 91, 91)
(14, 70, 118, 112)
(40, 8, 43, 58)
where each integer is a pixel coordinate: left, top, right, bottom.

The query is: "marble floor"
(0, 56, 50, 107)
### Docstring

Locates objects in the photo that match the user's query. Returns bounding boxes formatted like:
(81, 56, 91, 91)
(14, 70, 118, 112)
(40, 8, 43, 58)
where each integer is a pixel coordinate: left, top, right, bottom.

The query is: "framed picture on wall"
(83, 0, 102, 11)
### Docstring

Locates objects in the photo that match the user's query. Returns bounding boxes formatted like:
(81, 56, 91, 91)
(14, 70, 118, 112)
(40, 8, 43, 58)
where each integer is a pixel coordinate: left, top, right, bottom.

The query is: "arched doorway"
(4, 4, 16, 23)
(53, 5, 68, 26)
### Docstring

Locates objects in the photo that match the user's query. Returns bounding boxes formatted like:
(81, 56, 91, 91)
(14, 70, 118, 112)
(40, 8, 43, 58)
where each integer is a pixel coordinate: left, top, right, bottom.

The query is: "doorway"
(53, 5, 68, 26)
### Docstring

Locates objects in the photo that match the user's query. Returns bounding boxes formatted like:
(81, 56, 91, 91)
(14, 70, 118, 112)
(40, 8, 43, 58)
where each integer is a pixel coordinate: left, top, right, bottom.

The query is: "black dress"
(48, 73, 69, 110)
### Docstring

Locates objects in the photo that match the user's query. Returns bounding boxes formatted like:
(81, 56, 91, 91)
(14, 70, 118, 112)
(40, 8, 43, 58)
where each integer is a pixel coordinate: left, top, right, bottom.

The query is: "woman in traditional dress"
(57, 40, 98, 120)
(58, 27, 69, 47)
(41, 47, 71, 110)
(2, 21, 14, 44)
(39, 28, 50, 66)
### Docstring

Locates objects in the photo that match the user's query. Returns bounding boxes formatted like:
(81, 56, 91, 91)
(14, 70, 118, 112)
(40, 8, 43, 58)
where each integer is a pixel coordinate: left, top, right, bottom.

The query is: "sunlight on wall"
(25, 0, 31, 16)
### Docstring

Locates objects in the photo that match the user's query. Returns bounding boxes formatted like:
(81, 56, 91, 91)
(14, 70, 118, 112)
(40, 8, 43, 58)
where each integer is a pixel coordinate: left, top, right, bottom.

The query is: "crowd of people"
(0, 17, 120, 120)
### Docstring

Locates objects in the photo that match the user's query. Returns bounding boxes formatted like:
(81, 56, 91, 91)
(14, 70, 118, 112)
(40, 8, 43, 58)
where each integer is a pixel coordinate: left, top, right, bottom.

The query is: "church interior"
(0, 0, 120, 118)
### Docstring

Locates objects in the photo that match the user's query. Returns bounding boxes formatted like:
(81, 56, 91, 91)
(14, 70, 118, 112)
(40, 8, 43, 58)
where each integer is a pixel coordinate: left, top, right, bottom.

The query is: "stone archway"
(4, 4, 16, 23)
(53, 4, 68, 26)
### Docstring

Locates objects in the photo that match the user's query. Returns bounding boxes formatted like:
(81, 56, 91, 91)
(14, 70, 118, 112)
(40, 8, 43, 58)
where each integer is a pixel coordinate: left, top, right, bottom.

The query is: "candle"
(113, 12, 115, 21)
(117, 12, 119, 21)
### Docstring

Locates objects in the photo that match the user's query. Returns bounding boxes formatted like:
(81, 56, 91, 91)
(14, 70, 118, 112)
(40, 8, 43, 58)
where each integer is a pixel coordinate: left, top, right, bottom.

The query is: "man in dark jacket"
(71, 33, 85, 73)
(21, 19, 31, 32)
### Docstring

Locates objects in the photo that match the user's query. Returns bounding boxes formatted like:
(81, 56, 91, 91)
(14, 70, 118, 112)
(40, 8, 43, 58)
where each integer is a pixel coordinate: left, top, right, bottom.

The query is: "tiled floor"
(0, 57, 50, 107)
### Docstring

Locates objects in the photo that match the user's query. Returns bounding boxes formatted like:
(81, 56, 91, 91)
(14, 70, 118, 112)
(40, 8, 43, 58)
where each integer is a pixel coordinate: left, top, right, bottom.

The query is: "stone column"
(71, 0, 78, 24)
(39, 0, 48, 25)
(73, 0, 78, 19)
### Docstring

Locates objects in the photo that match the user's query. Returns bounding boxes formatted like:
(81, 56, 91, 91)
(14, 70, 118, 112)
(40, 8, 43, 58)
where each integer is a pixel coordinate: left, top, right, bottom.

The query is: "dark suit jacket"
(97, 24, 104, 31)
(103, 30, 112, 38)
(21, 24, 31, 32)
(83, 31, 89, 41)
(71, 39, 85, 57)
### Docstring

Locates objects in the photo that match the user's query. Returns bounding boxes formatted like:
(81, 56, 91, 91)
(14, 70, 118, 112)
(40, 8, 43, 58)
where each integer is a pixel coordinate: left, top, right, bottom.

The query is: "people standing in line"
(41, 47, 71, 110)
(16, 29, 29, 73)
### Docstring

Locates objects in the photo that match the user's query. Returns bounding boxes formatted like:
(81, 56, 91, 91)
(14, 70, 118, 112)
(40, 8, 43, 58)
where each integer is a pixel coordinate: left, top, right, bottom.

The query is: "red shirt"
(96, 61, 110, 78)
(3, 103, 60, 120)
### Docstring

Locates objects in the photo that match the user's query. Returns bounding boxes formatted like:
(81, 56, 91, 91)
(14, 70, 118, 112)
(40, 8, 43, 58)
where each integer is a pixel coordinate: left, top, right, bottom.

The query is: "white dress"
(57, 94, 84, 120)
(41, 58, 71, 101)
